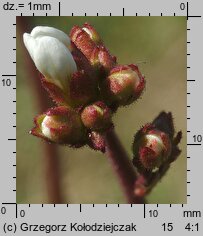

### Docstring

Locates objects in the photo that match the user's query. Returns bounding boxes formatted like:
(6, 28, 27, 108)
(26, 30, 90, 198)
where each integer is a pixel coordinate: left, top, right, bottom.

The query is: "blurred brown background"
(17, 16, 186, 203)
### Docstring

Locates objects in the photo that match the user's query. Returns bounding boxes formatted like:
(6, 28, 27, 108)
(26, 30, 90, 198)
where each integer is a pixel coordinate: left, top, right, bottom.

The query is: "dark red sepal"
(88, 131, 106, 153)
(69, 70, 98, 107)
(41, 76, 70, 106)
(70, 25, 97, 61)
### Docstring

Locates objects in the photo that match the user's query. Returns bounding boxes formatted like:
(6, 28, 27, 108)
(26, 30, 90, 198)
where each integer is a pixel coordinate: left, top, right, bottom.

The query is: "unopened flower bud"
(70, 25, 96, 61)
(81, 102, 112, 131)
(133, 126, 171, 170)
(70, 24, 116, 72)
(133, 112, 182, 171)
(23, 26, 77, 90)
(30, 106, 85, 146)
(101, 64, 145, 106)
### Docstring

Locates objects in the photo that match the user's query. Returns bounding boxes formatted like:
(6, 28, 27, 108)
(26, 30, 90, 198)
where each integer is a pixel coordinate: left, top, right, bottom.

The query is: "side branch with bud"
(132, 112, 182, 198)
(23, 23, 182, 203)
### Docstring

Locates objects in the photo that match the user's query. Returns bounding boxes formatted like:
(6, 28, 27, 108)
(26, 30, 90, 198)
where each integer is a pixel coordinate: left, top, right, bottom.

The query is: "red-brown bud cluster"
(25, 24, 182, 201)
(30, 23, 146, 150)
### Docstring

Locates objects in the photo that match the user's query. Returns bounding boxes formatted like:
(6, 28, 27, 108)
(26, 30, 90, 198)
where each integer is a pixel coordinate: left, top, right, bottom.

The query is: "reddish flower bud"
(70, 24, 116, 72)
(101, 64, 145, 106)
(70, 25, 97, 62)
(133, 112, 182, 171)
(30, 106, 86, 146)
(81, 101, 112, 131)
(133, 125, 171, 170)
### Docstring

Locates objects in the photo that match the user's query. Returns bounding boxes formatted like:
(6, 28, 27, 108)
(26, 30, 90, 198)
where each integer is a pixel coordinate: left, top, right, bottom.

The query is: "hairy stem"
(135, 163, 170, 198)
(17, 17, 63, 203)
(104, 129, 145, 204)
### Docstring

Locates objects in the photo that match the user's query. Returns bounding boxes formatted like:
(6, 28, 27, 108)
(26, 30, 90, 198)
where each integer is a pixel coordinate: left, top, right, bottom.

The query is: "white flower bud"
(23, 26, 77, 88)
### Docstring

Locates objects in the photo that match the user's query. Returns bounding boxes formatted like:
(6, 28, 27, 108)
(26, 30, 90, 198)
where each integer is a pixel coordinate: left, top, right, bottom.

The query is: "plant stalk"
(104, 129, 145, 204)
(17, 17, 63, 203)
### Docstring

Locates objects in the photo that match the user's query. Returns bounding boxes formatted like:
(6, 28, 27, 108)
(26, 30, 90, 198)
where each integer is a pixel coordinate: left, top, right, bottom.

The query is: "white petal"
(31, 26, 71, 49)
(41, 116, 52, 139)
(24, 34, 77, 87)
(23, 33, 36, 61)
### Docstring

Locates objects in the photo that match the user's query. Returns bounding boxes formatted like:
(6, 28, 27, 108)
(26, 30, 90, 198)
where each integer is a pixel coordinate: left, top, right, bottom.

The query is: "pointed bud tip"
(82, 23, 102, 44)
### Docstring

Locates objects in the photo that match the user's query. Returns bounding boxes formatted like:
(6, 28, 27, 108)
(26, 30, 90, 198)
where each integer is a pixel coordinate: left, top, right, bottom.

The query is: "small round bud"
(81, 102, 112, 131)
(101, 64, 145, 106)
(133, 125, 172, 170)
